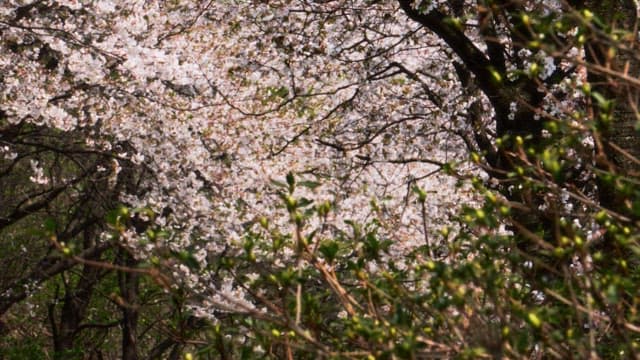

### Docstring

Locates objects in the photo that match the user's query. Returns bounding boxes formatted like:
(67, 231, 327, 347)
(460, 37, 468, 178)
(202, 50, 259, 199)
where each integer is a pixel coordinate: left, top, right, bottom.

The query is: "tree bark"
(118, 251, 140, 360)
(52, 264, 102, 358)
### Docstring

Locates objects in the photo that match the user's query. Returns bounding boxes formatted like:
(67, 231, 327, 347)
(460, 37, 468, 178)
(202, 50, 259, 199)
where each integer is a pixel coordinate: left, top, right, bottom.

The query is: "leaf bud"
(485, 191, 497, 203)
(489, 67, 503, 83)
(529, 62, 540, 77)
(425, 260, 436, 270)
(120, 206, 130, 216)
(440, 227, 450, 238)
(595, 210, 607, 224)
(502, 326, 510, 337)
(527, 312, 542, 328)
(620, 259, 628, 269)
(317, 200, 331, 216)
(574, 236, 584, 247)
(499, 206, 510, 216)
(285, 195, 297, 212)
(414, 186, 427, 203)
(578, 34, 586, 45)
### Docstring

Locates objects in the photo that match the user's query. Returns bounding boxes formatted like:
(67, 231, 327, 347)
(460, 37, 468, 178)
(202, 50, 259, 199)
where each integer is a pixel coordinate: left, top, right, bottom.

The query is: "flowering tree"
(1, 0, 640, 358)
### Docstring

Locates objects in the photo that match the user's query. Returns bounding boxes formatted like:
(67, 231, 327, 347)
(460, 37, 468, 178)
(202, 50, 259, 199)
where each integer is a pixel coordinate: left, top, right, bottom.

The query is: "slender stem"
(295, 224, 303, 325)
(421, 201, 433, 258)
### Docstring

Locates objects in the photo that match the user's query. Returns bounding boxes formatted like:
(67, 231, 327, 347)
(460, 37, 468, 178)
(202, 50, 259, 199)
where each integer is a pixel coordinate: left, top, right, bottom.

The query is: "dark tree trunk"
(51, 227, 104, 359)
(118, 251, 140, 360)
(51, 267, 101, 358)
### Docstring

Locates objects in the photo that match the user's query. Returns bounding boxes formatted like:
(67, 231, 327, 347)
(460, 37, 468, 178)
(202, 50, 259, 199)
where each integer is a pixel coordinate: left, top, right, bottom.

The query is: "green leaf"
(270, 179, 287, 188)
(268, 86, 289, 99)
(43, 218, 57, 233)
(298, 180, 321, 190)
(412, 186, 427, 203)
(105, 209, 120, 226)
(592, 91, 613, 111)
(319, 240, 339, 263)
(345, 220, 361, 239)
(286, 171, 295, 189)
(392, 303, 412, 327)
(173, 250, 201, 271)
(297, 197, 313, 208)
